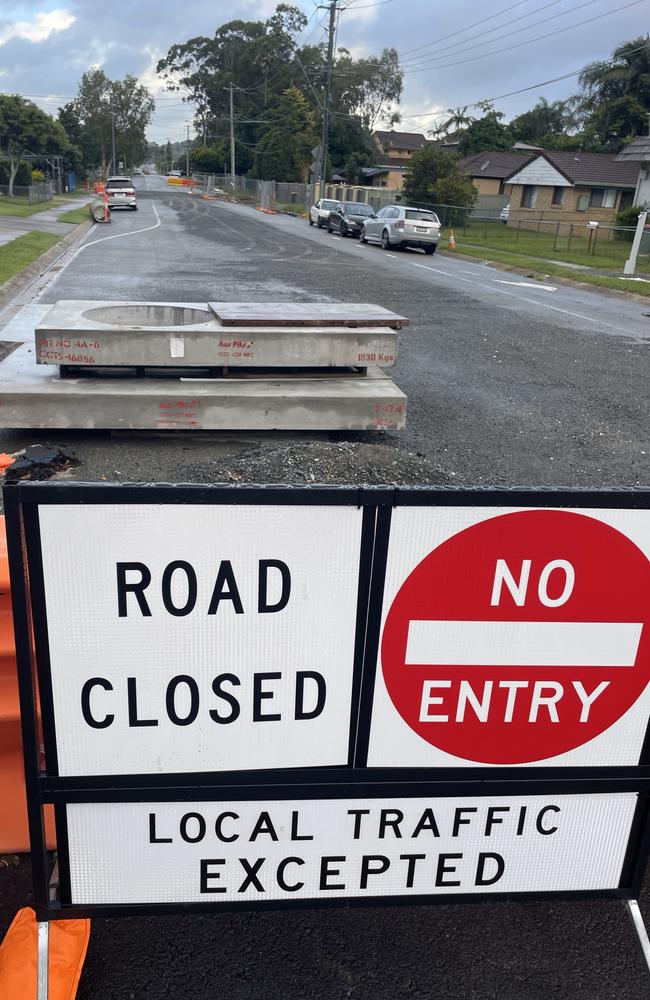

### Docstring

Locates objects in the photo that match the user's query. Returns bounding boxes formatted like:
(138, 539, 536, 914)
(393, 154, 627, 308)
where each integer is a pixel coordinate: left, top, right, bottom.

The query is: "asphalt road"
(1, 175, 650, 1000)
(0, 173, 647, 484)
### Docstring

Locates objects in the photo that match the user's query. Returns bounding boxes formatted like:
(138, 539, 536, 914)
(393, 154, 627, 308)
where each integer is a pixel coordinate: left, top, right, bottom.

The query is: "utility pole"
(319, 0, 338, 200)
(110, 111, 116, 176)
(186, 124, 190, 176)
(229, 82, 236, 189)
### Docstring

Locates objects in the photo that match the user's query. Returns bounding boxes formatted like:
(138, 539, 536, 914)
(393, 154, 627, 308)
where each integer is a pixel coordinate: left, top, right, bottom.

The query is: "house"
(503, 151, 638, 225)
(615, 135, 650, 207)
(368, 130, 431, 188)
(459, 151, 533, 196)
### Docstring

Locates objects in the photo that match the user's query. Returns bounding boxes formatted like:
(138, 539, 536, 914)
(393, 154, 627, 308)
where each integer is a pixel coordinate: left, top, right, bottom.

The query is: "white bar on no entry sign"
(405, 620, 643, 667)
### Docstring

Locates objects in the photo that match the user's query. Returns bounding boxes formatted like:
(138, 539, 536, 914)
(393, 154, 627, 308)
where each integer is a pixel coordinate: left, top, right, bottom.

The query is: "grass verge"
(0, 191, 89, 218)
(449, 243, 650, 297)
(0, 231, 60, 284)
(455, 220, 643, 271)
(57, 206, 90, 224)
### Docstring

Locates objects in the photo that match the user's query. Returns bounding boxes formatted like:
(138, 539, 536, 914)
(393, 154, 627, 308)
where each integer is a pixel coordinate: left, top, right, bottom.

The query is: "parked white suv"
(361, 205, 440, 253)
(105, 176, 137, 210)
(309, 198, 340, 228)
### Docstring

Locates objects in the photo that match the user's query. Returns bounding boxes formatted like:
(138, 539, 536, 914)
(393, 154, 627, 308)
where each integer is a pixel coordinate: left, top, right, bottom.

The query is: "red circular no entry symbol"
(381, 510, 650, 764)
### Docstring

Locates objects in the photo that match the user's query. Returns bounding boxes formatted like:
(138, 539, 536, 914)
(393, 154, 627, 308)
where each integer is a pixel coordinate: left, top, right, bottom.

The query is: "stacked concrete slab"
(0, 300, 408, 431)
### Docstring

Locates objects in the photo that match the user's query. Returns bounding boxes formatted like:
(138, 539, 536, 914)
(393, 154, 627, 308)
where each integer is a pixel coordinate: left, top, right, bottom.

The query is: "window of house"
(521, 185, 537, 208)
(552, 186, 565, 206)
(589, 188, 617, 208)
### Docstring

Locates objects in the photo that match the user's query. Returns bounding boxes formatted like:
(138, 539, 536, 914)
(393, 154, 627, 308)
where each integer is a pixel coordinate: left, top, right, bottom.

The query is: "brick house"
(503, 151, 638, 225)
(459, 150, 532, 196)
(367, 130, 430, 188)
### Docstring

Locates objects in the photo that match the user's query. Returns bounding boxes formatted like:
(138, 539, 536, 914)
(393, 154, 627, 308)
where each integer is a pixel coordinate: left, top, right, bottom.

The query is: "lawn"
(455, 219, 645, 273)
(0, 231, 60, 284)
(57, 206, 90, 224)
(444, 243, 650, 297)
(0, 191, 89, 218)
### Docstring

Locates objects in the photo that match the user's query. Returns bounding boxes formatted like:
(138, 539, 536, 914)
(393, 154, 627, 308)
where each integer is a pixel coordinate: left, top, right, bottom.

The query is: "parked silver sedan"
(309, 198, 340, 228)
(361, 205, 440, 253)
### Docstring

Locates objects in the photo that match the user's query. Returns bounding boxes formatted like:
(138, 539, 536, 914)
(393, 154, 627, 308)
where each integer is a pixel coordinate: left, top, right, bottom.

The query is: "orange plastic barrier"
(0, 517, 55, 852)
(0, 907, 90, 1000)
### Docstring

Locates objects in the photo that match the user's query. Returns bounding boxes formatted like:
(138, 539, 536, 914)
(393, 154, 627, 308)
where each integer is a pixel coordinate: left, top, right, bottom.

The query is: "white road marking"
(411, 263, 618, 330)
(385, 253, 398, 258)
(332, 236, 341, 241)
(74, 203, 161, 256)
(406, 619, 643, 667)
(495, 280, 558, 292)
(412, 263, 434, 270)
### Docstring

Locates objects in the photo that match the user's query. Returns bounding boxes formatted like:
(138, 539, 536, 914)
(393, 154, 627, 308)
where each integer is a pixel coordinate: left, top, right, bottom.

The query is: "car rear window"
(405, 210, 439, 222)
(321, 200, 338, 209)
(106, 179, 132, 188)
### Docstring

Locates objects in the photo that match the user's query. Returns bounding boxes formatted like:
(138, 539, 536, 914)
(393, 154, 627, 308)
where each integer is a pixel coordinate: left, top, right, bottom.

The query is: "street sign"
(31, 497, 367, 776)
(367, 505, 650, 768)
(65, 792, 636, 905)
(5, 483, 650, 927)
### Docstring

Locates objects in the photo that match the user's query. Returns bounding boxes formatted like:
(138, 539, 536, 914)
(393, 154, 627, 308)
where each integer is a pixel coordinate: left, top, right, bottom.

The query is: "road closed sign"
(6, 484, 650, 924)
(32, 497, 366, 776)
(367, 505, 650, 768)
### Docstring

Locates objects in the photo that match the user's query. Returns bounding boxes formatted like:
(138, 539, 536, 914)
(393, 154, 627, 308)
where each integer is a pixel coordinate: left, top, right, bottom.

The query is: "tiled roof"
(616, 136, 650, 161)
(373, 130, 429, 151)
(543, 151, 638, 186)
(460, 151, 532, 179)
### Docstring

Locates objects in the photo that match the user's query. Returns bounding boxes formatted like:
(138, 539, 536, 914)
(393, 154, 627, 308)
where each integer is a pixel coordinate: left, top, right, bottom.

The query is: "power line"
(399, 0, 580, 67)
(399, 0, 605, 71)
(397, 0, 535, 57)
(400, 0, 645, 75)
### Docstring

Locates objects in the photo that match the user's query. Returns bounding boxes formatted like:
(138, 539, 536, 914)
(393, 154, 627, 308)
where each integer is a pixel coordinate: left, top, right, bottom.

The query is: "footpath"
(0, 195, 94, 308)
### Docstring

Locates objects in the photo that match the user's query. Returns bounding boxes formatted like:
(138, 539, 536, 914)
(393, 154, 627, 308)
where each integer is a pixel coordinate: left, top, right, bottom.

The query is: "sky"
(0, 0, 647, 143)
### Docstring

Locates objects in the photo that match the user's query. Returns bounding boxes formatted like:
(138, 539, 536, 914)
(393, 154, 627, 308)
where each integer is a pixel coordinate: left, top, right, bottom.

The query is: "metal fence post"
(553, 221, 560, 251)
(567, 224, 573, 251)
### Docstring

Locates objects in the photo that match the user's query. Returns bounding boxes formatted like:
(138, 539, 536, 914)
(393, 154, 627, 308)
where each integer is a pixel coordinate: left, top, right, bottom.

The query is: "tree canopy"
(156, 3, 402, 179)
(0, 94, 71, 194)
(252, 87, 317, 181)
(404, 146, 477, 212)
(457, 111, 512, 155)
(59, 68, 154, 172)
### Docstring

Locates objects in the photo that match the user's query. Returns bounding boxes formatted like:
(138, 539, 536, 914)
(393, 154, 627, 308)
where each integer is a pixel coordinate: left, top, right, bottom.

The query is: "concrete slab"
(0, 343, 407, 431)
(35, 301, 399, 368)
(208, 302, 409, 328)
(1, 304, 51, 343)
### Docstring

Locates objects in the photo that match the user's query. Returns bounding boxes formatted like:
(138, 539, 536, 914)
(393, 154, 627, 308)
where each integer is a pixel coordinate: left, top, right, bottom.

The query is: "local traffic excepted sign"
(370, 507, 650, 767)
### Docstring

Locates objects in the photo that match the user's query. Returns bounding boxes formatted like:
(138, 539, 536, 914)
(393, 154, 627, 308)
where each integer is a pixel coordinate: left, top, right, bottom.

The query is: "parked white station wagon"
(361, 205, 441, 253)
(309, 198, 340, 228)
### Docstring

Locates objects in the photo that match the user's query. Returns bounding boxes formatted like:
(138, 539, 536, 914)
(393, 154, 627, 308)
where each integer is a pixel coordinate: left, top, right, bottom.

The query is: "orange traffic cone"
(447, 228, 456, 250)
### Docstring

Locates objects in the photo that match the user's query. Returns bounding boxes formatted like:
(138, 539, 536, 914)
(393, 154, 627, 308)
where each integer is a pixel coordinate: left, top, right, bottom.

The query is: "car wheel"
(381, 229, 391, 250)
(131, 205, 138, 211)
(340, 222, 348, 237)
(359, 227, 367, 244)
(327, 221, 333, 233)
(317, 218, 322, 228)
(424, 244, 436, 255)
(309, 216, 314, 226)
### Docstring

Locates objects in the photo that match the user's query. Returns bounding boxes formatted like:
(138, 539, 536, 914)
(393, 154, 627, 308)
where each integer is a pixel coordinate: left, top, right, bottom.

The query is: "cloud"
(0, 9, 75, 46)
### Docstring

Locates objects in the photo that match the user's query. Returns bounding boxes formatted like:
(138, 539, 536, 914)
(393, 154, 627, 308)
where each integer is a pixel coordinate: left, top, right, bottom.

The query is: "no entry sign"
(367, 505, 650, 768)
(5, 483, 650, 923)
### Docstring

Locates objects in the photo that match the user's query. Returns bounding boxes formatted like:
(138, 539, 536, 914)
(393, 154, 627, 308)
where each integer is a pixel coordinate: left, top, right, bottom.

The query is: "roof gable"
(373, 130, 428, 151)
(506, 154, 573, 187)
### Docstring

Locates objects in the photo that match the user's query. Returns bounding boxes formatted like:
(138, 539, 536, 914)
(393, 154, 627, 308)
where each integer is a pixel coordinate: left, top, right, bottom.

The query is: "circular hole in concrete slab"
(81, 305, 213, 326)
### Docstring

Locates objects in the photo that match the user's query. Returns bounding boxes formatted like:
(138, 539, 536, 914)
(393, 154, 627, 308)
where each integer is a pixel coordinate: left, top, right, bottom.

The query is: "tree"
(510, 98, 568, 144)
(59, 68, 154, 172)
(190, 141, 228, 173)
(253, 87, 317, 180)
(432, 106, 474, 138)
(404, 145, 476, 223)
(0, 95, 69, 195)
(332, 48, 402, 130)
(576, 36, 650, 150)
(157, 5, 403, 179)
(458, 111, 512, 155)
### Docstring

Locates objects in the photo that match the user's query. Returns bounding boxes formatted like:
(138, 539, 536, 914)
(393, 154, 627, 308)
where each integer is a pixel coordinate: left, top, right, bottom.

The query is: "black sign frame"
(5, 481, 650, 921)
